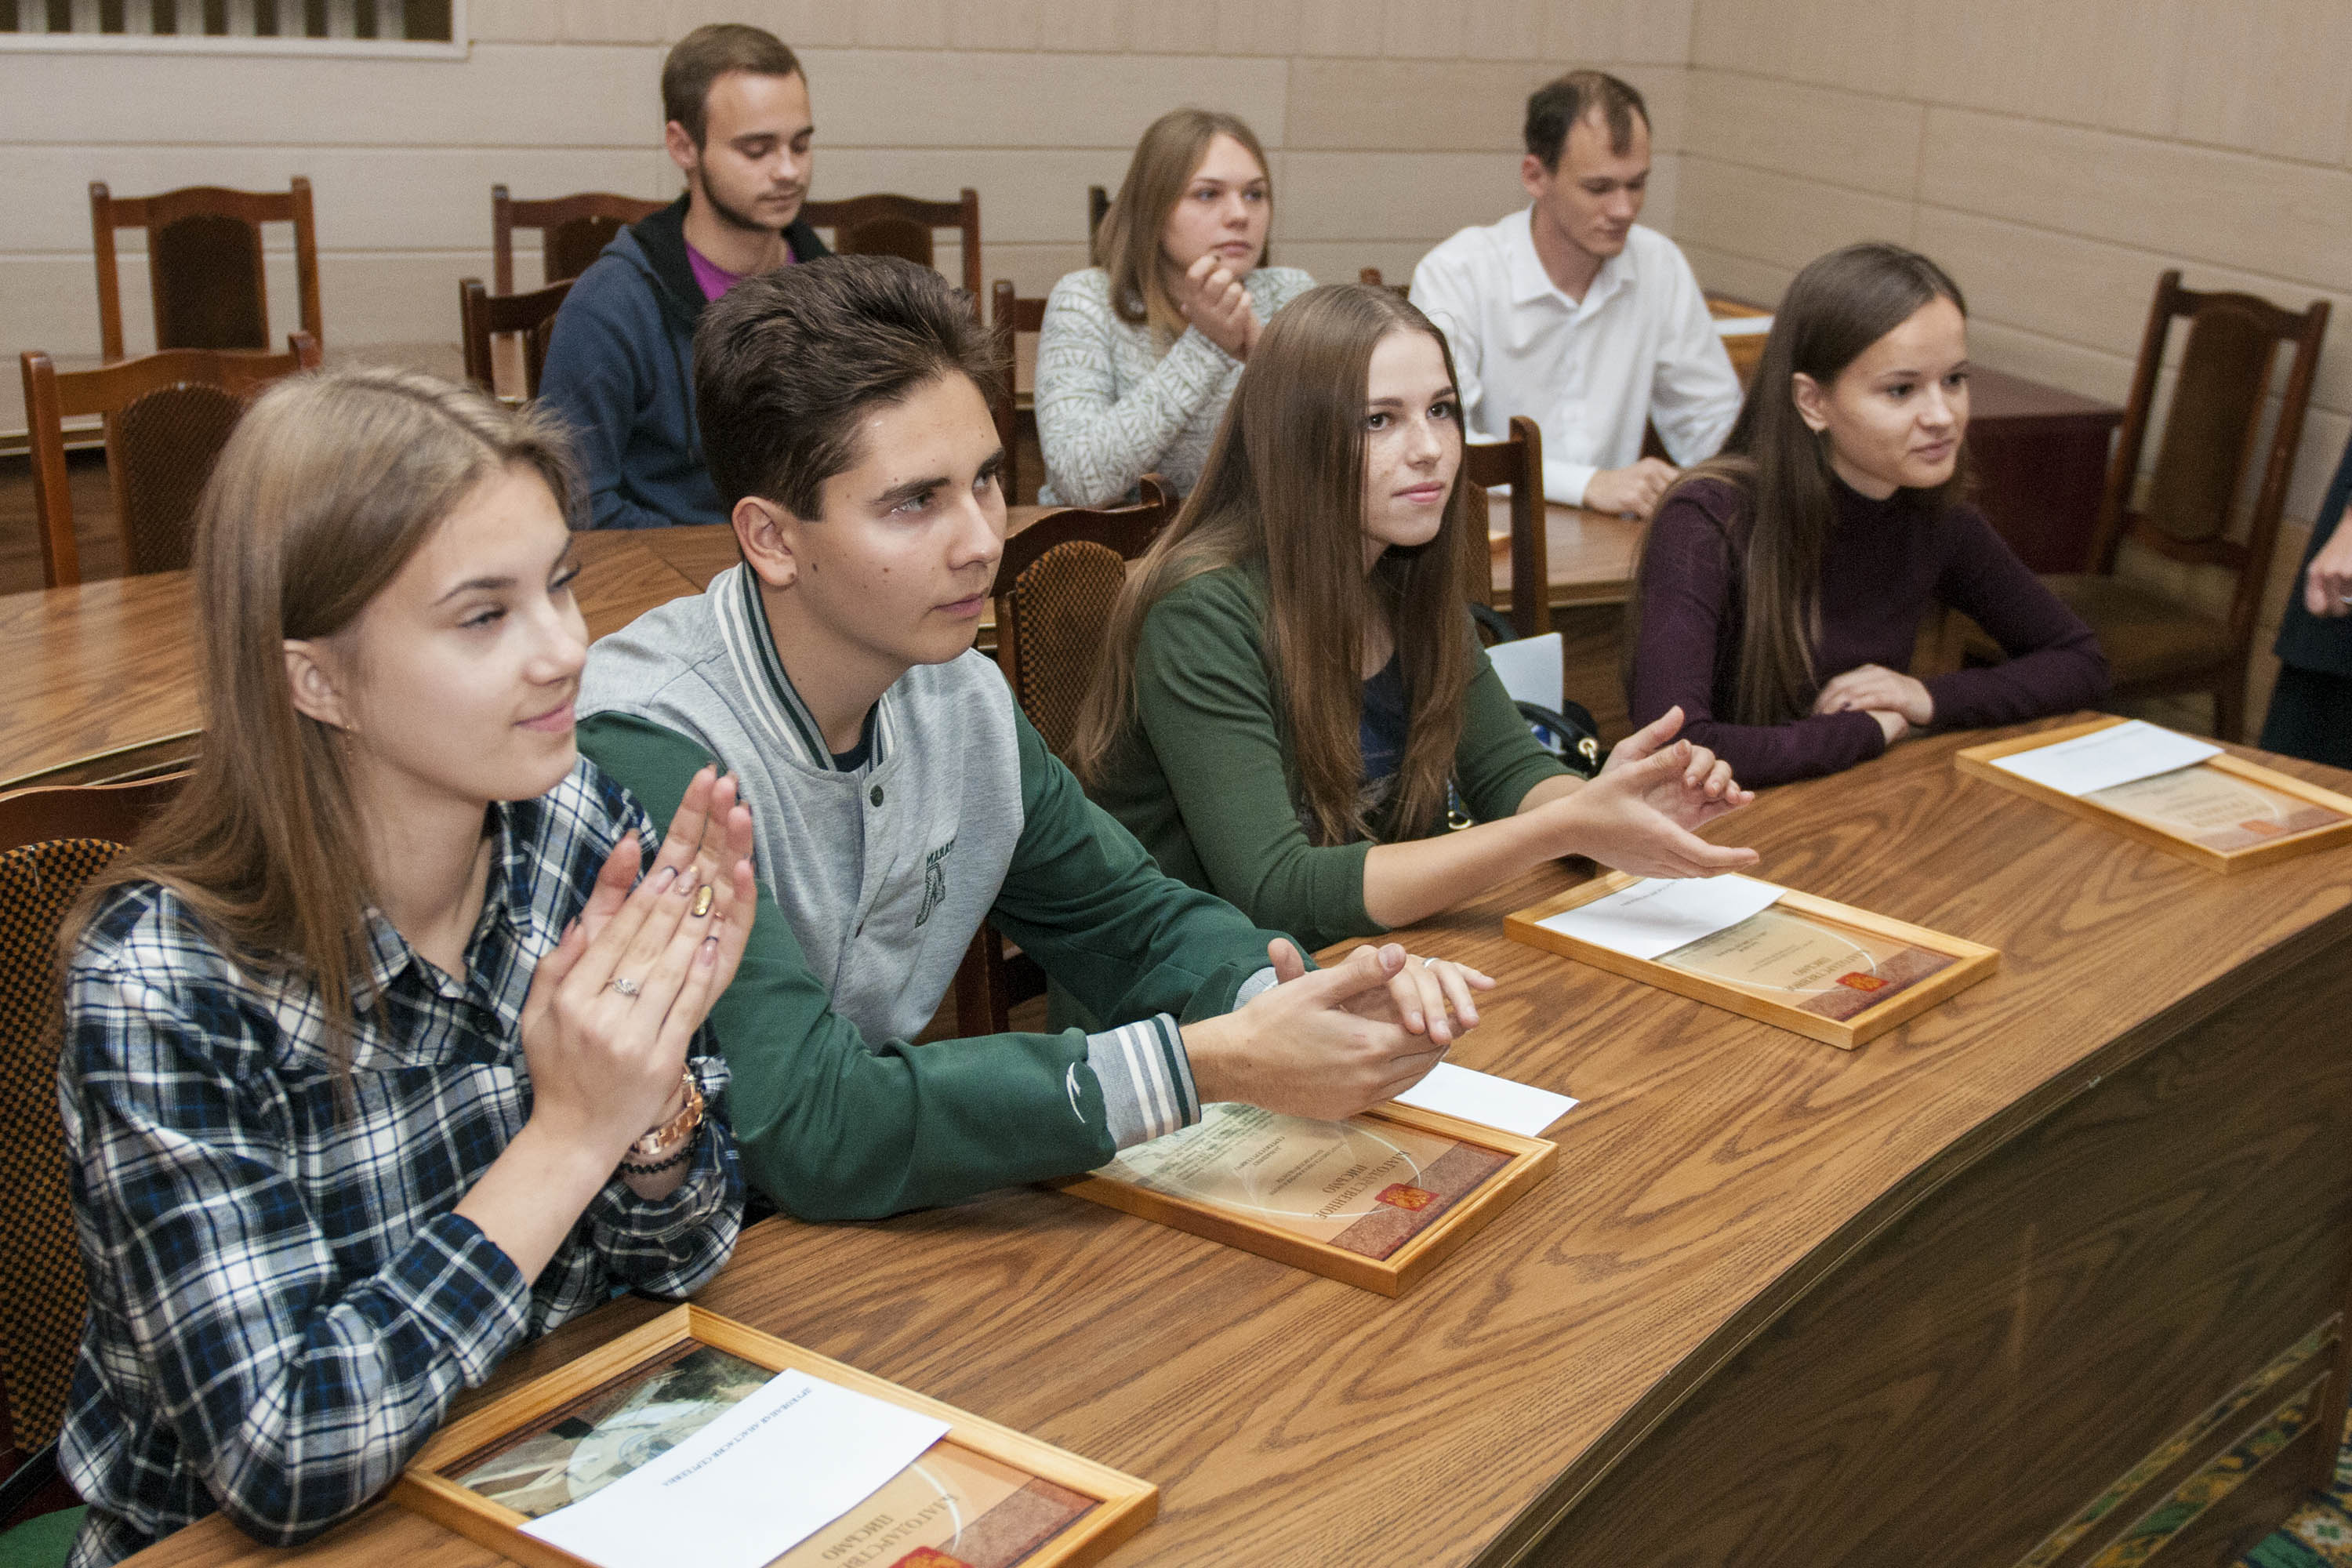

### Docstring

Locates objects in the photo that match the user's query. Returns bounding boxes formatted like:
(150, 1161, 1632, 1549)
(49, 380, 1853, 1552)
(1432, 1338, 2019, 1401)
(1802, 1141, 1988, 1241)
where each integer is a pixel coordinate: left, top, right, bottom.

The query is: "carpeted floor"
(2077, 1403, 2352, 1567)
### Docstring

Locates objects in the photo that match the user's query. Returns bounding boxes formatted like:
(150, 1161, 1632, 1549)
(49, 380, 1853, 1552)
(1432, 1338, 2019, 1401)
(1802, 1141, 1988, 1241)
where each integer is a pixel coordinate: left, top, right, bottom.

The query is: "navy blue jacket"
(2274, 430, 2352, 678)
(539, 194, 827, 531)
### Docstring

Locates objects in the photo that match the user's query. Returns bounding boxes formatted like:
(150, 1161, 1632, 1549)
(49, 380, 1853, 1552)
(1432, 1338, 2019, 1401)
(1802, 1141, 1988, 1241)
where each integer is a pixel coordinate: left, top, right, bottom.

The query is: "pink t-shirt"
(685, 239, 793, 303)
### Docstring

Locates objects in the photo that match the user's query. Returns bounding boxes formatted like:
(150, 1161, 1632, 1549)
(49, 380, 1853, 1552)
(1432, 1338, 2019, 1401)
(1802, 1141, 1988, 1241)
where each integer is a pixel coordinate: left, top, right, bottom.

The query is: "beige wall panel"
(1610, 63, 1688, 151)
(1210, 0, 1304, 57)
(1780, 0, 1914, 96)
(473, 0, 560, 43)
(1960, 317, 2136, 408)
(809, 149, 1133, 245)
(1907, 0, 2183, 135)
(797, 49, 1290, 148)
(1918, 107, 2352, 294)
(1277, 151, 1537, 241)
(2173, 0, 2352, 165)
(23, 147, 672, 256)
(1464, 0, 1545, 63)
(1675, 155, 1911, 270)
(1623, 0, 1700, 67)
(1278, 239, 1435, 287)
(1296, 0, 1380, 56)
(1690, 0, 1788, 78)
(1682, 68, 1922, 198)
(1286, 57, 1565, 151)
(984, 241, 1094, 299)
(558, 0, 666, 43)
(1383, 0, 1465, 61)
(0, 44, 663, 149)
(851, 0, 954, 50)
(1682, 239, 1795, 306)
(1030, 0, 1135, 54)
(2, 257, 111, 368)
(666, 2, 863, 49)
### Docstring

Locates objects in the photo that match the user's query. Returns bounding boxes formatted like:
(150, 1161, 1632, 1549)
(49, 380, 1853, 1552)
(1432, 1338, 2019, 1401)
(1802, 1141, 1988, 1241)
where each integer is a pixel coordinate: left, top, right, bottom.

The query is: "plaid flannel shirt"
(55, 760, 742, 1567)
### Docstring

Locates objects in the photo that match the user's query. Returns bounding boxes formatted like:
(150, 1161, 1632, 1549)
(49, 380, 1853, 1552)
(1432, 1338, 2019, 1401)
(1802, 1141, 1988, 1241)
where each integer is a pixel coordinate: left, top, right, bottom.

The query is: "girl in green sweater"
(1073, 283, 1759, 954)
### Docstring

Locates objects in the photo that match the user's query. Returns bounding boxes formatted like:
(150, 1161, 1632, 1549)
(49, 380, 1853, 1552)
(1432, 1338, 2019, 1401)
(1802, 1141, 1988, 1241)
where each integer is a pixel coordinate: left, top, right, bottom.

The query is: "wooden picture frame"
(394, 1304, 1156, 1568)
(1956, 717, 2352, 873)
(1052, 1102, 1553, 1297)
(1506, 873, 1999, 1051)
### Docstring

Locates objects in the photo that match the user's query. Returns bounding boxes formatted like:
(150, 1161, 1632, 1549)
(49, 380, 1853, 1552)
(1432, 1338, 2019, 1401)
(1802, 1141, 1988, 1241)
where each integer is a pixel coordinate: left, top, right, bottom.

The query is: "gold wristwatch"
(619, 1067, 704, 1176)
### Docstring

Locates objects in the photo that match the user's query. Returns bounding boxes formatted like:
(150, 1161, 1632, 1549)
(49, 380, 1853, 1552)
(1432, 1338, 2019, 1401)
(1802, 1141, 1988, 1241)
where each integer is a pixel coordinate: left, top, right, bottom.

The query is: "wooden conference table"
(0, 506, 1637, 791)
(107, 714, 2352, 1566)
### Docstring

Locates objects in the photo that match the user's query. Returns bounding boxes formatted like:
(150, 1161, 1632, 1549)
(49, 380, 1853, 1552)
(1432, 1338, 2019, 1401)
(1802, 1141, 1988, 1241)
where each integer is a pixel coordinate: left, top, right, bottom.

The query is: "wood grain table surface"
(0, 529, 700, 790)
(116, 718, 2352, 1567)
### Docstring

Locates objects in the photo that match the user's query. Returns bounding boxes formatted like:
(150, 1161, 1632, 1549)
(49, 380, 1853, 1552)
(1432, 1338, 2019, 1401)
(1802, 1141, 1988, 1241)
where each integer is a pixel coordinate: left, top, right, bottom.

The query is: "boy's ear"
(734, 494, 800, 590)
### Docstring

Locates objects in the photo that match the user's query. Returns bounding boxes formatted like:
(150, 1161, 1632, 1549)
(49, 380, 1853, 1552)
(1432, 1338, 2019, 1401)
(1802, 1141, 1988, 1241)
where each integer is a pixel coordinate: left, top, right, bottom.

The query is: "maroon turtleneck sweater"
(1628, 475, 2110, 787)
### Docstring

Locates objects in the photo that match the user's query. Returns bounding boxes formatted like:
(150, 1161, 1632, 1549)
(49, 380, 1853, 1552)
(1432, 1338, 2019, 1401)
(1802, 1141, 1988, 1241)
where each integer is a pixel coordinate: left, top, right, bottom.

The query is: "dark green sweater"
(1087, 564, 1569, 953)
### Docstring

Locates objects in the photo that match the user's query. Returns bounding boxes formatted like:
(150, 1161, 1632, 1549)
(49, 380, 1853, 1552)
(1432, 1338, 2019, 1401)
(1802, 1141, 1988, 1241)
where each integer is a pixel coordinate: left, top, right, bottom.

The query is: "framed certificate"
(1053, 1102, 1554, 1296)
(1957, 717, 2352, 873)
(1506, 873, 1999, 1051)
(395, 1305, 1156, 1568)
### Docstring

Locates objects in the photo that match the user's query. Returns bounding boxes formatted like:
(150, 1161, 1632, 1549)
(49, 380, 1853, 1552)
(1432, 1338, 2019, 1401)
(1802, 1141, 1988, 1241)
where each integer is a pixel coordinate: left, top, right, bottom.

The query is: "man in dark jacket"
(539, 24, 829, 530)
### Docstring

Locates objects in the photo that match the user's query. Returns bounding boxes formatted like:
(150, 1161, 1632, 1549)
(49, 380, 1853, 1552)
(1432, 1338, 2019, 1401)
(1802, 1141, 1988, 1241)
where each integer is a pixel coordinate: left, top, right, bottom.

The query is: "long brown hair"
(67, 368, 579, 1053)
(1093, 107, 1274, 343)
(1636, 242, 1973, 725)
(1075, 284, 1480, 846)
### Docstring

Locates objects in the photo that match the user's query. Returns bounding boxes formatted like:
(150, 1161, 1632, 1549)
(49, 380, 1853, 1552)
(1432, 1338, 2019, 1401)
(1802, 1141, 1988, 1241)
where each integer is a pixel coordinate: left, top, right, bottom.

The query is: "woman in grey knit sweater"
(1035, 108, 1314, 506)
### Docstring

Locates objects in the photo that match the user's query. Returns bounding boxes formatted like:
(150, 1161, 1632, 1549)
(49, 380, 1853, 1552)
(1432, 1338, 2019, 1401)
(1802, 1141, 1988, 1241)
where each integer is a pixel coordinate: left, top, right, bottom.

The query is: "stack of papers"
(1989, 720, 2220, 797)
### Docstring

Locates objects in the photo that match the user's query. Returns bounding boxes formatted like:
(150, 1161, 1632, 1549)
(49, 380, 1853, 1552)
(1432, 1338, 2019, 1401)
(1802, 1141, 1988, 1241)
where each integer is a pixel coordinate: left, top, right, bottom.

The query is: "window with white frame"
(0, 0, 461, 53)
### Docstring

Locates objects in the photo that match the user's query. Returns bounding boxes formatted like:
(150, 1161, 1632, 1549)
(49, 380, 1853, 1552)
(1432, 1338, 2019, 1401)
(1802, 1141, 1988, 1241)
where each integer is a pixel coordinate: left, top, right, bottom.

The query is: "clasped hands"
(518, 765, 757, 1175)
(1171, 252, 1261, 360)
(1811, 663, 1935, 743)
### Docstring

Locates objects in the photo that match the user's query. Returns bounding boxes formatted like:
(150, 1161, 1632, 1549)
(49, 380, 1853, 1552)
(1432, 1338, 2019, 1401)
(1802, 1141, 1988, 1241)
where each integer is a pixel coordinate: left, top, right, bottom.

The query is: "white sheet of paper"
(1485, 632, 1564, 713)
(1393, 1062, 1577, 1138)
(1538, 873, 1785, 961)
(1989, 720, 2222, 797)
(1715, 315, 1773, 337)
(520, 1369, 949, 1568)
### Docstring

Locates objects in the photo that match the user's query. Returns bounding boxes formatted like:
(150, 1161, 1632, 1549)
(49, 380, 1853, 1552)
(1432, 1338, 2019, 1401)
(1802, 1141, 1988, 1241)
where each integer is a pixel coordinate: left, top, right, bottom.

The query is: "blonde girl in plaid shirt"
(53, 370, 757, 1566)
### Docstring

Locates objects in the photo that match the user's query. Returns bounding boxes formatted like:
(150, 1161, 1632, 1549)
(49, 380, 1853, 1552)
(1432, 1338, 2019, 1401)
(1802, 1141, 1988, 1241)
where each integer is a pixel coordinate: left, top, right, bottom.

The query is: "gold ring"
(691, 884, 714, 918)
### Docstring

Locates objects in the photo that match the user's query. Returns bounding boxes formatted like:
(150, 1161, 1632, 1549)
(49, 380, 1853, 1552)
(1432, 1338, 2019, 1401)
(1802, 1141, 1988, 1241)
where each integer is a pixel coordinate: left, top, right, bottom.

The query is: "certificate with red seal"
(1054, 1102, 1555, 1295)
(1509, 873, 1998, 1051)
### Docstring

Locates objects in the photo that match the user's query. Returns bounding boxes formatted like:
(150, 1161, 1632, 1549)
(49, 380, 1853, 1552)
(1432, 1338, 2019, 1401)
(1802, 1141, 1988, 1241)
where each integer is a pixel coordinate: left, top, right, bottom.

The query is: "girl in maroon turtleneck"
(1626, 242, 2108, 788)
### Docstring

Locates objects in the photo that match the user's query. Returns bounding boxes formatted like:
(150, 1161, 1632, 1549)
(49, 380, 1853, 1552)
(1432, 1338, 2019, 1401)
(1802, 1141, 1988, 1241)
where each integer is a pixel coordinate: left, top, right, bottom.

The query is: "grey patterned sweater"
(1034, 264, 1316, 506)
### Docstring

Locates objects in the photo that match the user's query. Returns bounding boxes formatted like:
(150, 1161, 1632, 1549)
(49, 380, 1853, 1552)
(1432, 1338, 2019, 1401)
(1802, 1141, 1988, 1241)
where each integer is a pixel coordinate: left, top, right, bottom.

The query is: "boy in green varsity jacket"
(577, 254, 1492, 1221)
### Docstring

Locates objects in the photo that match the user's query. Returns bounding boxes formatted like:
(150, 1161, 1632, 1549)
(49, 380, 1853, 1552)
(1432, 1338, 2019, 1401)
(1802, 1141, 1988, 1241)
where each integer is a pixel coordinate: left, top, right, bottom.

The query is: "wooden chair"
(1989, 271, 2329, 741)
(459, 277, 572, 401)
(803, 189, 982, 300)
(953, 478, 1173, 1034)
(0, 772, 186, 1534)
(990, 279, 1049, 503)
(491, 186, 666, 295)
(20, 336, 320, 588)
(1088, 183, 1110, 247)
(1359, 266, 1410, 300)
(1463, 416, 1550, 641)
(90, 179, 322, 361)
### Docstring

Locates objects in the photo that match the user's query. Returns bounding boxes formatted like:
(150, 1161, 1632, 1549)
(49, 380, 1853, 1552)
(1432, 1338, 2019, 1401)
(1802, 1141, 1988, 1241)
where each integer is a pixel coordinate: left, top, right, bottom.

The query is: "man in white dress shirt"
(1412, 71, 1741, 518)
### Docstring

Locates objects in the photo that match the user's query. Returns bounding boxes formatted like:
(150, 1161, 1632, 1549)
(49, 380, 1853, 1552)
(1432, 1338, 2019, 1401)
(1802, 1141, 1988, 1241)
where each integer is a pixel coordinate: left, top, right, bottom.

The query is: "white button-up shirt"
(1411, 209, 1742, 507)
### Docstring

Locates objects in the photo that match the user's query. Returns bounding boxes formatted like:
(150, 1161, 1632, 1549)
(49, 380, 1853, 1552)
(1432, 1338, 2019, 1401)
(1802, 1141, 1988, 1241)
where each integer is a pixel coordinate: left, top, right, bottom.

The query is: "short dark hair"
(662, 24, 800, 147)
(695, 255, 1001, 521)
(1524, 71, 1648, 170)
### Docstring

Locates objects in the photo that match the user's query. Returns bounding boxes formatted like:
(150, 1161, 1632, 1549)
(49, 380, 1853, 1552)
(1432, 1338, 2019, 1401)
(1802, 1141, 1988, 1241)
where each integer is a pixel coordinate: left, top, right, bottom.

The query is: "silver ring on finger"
(607, 975, 642, 998)
(1421, 955, 1439, 967)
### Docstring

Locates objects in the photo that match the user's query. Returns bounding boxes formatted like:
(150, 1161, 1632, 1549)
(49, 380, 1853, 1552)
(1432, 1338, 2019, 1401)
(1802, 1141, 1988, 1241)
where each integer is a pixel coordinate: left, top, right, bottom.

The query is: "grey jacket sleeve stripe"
(1089, 1014, 1200, 1149)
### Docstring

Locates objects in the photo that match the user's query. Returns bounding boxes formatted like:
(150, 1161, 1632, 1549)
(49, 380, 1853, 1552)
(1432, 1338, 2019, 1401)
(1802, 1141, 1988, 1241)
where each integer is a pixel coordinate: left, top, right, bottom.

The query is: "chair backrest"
(993, 477, 1171, 762)
(1359, 267, 1410, 300)
(1462, 415, 1549, 640)
(491, 185, 668, 295)
(2092, 270, 2331, 644)
(90, 179, 322, 362)
(1087, 184, 1110, 248)
(989, 280, 1050, 502)
(20, 337, 320, 589)
(803, 189, 982, 299)
(459, 277, 574, 400)
(0, 771, 184, 1468)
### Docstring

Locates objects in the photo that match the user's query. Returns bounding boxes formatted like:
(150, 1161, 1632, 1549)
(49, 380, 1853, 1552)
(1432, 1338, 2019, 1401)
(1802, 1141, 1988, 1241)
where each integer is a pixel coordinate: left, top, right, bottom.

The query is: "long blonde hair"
(1093, 107, 1275, 343)
(1075, 285, 1479, 847)
(67, 368, 579, 1054)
